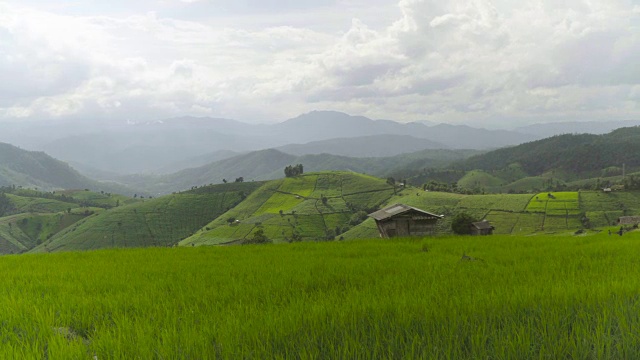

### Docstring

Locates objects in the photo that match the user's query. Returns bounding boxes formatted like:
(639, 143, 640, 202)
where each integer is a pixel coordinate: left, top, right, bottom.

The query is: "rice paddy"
(1, 234, 639, 359)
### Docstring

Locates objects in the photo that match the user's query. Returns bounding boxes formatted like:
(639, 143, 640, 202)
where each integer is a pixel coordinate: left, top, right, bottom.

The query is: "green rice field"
(1, 233, 640, 358)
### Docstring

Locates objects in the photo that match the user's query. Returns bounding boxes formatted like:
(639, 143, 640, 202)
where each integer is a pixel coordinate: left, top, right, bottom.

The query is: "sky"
(0, 0, 638, 127)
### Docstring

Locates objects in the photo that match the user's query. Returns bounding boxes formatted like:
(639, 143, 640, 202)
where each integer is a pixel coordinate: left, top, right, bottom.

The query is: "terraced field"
(30, 182, 263, 253)
(182, 172, 396, 245)
(4, 173, 640, 253)
(344, 190, 640, 238)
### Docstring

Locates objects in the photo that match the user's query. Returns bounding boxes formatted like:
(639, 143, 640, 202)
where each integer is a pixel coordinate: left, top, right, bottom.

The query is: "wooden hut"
(470, 220, 494, 235)
(368, 204, 443, 238)
(617, 216, 640, 226)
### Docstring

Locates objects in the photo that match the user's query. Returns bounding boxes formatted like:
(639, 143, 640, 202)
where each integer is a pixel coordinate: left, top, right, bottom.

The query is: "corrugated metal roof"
(368, 203, 444, 221)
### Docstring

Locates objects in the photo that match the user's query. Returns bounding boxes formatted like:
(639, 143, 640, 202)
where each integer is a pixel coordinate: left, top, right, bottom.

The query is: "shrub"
(245, 229, 271, 245)
(451, 212, 476, 235)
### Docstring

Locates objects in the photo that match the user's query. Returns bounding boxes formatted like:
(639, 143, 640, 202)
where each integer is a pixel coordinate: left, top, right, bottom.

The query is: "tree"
(386, 177, 395, 186)
(285, 164, 304, 177)
(451, 212, 476, 235)
(222, 179, 227, 184)
(349, 210, 368, 225)
(235, 177, 244, 183)
(245, 229, 271, 244)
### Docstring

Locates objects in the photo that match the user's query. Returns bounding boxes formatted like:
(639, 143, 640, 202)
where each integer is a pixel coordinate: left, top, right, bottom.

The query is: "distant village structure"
(617, 216, 640, 226)
(368, 204, 443, 238)
(470, 220, 495, 236)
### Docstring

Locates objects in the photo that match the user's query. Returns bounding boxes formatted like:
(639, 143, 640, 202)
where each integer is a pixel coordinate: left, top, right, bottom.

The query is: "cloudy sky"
(0, 0, 638, 127)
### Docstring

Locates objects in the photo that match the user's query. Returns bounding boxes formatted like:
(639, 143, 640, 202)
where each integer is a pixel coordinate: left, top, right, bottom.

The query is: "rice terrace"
(1, 168, 640, 358)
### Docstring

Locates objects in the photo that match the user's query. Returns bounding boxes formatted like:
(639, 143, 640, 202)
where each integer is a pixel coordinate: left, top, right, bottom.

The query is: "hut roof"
(368, 203, 443, 221)
(471, 220, 494, 230)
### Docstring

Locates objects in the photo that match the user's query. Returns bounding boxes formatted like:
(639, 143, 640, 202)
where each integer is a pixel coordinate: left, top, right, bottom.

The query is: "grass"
(2, 234, 640, 358)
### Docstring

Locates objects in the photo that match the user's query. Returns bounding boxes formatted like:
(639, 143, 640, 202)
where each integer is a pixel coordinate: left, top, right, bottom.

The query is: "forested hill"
(457, 127, 640, 178)
(0, 142, 132, 194)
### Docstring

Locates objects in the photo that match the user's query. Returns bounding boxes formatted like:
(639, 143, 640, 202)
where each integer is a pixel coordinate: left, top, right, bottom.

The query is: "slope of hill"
(30, 182, 264, 253)
(0, 142, 95, 190)
(181, 172, 397, 246)
(443, 127, 640, 192)
(0, 189, 126, 254)
(0, 142, 139, 195)
(515, 120, 640, 138)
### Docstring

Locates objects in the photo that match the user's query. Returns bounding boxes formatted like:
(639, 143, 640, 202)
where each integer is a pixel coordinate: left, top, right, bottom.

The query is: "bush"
(245, 229, 271, 245)
(451, 212, 476, 235)
(349, 211, 368, 226)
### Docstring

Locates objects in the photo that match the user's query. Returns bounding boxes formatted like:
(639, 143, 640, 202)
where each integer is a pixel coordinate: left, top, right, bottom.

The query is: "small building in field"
(368, 203, 443, 238)
(470, 220, 495, 235)
(617, 216, 640, 226)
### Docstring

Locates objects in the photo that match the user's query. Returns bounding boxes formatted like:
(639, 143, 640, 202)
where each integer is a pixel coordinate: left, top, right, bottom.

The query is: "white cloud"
(0, 0, 638, 126)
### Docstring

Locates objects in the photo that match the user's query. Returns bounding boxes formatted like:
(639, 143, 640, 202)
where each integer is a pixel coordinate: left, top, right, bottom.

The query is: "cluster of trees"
(623, 175, 640, 190)
(423, 181, 483, 195)
(0, 192, 15, 217)
(284, 164, 304, 177)
(451, 212, 476, 235)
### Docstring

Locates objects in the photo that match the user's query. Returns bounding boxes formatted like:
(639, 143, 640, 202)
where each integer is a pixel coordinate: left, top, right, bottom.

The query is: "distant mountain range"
(277, 135, 446, 157)
(2, 111, 537, 175)
(116, 148, 480, 194)
(1, 111, 638, 192)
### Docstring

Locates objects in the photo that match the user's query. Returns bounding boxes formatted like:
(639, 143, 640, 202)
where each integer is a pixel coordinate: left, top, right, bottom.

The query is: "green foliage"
(244, 229, 271, 244)
(349, 211, 368, 226)
(284, 164, 304, 177)
(456, 129, 640, 185)
(0, 192, 14, 217)
(2, 235, 640, 357)
(451, 212, 476, 235)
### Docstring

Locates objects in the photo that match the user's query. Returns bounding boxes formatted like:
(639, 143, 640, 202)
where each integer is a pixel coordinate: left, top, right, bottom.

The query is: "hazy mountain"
(277, 135, 447, 157)
(40, 128, 268, 174)
(154, 150, 243, 175)
(273, 111, 536, 148)
(515, 120, 640, 138)
(119, 148, 478, 194)
(7, 110, 537, 175)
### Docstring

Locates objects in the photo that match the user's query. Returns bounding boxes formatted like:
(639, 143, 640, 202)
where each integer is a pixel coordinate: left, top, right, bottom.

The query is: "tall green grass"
(1, 233, 640, 358)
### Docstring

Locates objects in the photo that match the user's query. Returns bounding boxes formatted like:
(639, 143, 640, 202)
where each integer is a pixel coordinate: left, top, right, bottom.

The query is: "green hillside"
(0, 142, 137, 195)
(181, 172, 396, 245)
(31, 182, 264, 253)
(0, 187, 139, 254)
(456, 170, 505, 190)
(456, 127, 640, 181)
